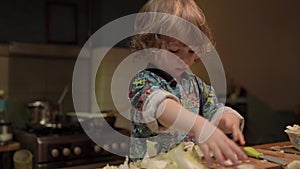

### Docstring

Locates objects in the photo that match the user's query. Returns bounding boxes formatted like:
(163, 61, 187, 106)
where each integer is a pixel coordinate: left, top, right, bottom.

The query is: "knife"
(243, 147, 287, 166)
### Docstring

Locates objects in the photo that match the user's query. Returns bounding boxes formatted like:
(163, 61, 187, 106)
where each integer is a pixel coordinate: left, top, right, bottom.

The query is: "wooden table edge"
(0, 142, 20, 152)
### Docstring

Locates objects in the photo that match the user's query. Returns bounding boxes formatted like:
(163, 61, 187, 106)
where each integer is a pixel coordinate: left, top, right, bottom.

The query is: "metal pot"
(26, 101, 59, 128)
(0, 120, 13, 145)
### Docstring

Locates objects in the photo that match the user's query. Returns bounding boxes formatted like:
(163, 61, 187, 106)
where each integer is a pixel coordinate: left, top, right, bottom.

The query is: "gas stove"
(14, 125, 130, 169)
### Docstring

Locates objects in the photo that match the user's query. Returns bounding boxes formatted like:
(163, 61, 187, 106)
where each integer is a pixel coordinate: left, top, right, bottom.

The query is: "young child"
(128, 0, 247, 166)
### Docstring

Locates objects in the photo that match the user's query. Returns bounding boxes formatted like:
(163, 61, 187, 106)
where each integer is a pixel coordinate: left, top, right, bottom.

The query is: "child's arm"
(195, 77, 245, 145)
(156, 98, 247, 166)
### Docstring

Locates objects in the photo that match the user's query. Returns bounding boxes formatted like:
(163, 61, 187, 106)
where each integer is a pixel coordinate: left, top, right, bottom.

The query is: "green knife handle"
(243, 147, 263, 158)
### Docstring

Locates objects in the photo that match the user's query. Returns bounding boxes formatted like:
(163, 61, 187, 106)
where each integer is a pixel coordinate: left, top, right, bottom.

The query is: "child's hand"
(196, 122, 248, 166)
(156, 99, 247, 166)
(218, 113, 245, 145)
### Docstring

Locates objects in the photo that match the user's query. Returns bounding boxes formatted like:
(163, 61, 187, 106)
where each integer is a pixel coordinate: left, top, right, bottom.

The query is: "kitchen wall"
(0, 45, 9, 94)
(9, 58, 75, 128)
(0, 0, 146, 45)
(2, 43, 80, 128)
(0, 0, 87, 44)
(1, 1, 299, 110)
(0, 0, 299, 144)
(0, 0, 146, 128)
(195, 0, 299, 144)
(196, 0, 300, 111)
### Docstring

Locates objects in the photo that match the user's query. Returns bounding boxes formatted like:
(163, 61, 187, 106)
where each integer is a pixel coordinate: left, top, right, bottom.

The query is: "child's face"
(166, 39, 196, 68)
(151, 39, 197, 78)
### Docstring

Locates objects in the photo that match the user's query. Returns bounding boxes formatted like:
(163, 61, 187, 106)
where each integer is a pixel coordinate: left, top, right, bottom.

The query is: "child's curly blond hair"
(130, 0, 214, 55)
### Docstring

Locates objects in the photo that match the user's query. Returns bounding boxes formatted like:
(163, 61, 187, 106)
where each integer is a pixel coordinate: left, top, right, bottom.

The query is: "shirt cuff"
(142, 89, 179, 132)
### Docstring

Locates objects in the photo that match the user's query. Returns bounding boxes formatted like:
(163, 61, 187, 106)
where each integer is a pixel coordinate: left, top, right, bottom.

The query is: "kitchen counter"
(244, 141, 300, 169)
(0, 142, 21, 169)
(97, 141, 300, 169)
(0, 142, 20, 152)
(205, 141, 300, 169)
(204, 141, 300, 169)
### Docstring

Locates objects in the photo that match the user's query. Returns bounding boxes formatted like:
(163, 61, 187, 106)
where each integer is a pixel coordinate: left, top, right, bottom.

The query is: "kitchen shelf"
(1, 42, 81, 59)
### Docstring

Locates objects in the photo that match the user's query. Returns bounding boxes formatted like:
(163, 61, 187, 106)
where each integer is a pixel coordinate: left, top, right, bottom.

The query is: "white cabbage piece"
(103, 142, 208, 169)
(145, 159, 169, 169)
(144, 143, 208, 169)
(286, 124, 300, 134)
(285, 160, 300, 169)
(102, 165, 120, 169)
(103, 142, 256, 169)
(236, 164, 255, 169)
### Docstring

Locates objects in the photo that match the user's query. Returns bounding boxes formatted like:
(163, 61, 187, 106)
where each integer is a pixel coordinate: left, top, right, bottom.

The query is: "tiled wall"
(7, 46, 134, 129)
(94, 47, 133, 112)
(0, 44, 9, 93)
(8, 56, 76, 128)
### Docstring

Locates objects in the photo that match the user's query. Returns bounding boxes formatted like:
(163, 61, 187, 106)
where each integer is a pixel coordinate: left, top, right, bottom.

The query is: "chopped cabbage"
(285, 124, 300, 134)
(285, 160, 300, 169)
(102, 142, 208, 169)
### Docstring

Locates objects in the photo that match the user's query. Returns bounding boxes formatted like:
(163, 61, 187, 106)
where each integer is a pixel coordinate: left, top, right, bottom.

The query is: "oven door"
(37, 156, 125, 169)
(56, 160, 124, 169)
(56, 163, 105, 169)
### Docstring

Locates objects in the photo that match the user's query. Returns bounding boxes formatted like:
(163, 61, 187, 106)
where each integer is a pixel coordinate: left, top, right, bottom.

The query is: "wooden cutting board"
(205, 148, 300, 169)
(270, 145, 300, 155)
(251, 148, 300, 168)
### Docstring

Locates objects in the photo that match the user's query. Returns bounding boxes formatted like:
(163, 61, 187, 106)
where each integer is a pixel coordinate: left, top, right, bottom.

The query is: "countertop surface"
(205, 141, 300, 169)
(0, 142, 20, 152)
(97, 141, 300, 169)
(246, 141, 300, 169)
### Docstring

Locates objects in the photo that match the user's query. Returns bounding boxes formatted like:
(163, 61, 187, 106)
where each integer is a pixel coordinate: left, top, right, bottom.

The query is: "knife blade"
(243, 147, 287, 166)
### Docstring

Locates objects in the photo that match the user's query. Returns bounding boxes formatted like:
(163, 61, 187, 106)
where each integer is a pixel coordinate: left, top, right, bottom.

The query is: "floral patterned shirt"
(128, 68, 224, 159)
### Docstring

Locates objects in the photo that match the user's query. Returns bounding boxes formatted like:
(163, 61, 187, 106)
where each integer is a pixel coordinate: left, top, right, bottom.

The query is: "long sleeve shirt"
(128, 68, 243, 159)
